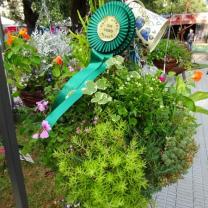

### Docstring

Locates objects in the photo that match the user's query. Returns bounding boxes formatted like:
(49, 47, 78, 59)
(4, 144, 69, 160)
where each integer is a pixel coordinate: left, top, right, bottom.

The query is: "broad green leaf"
(32, 56, 41, 65)
(195, 106, 208, 115)
(52, 66, 61, 78)
(189, 91, 208, 102)
(176, 77, 187, 95)
(180, 95, 196, 112)
(82, 80, 97, 95)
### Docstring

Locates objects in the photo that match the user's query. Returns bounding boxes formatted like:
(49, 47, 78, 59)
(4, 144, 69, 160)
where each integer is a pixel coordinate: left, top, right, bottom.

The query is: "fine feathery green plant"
(54, 122, 148, 208)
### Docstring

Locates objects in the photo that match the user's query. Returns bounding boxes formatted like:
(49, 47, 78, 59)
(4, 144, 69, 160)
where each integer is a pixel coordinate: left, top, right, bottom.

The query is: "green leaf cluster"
(4, 37, 41, 90)
(82, 78, 112, 105)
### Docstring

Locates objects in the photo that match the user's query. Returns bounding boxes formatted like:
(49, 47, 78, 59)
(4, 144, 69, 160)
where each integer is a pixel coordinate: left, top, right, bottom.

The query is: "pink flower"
(32, 120, 51, 139)
(159, 75, 166, 83)
(36, 100, 48, 112)
(68, 66, 75, 72)
(32, 133, 39, 139)
(42, 120, 51, 131)
(40, 130, 49, 139)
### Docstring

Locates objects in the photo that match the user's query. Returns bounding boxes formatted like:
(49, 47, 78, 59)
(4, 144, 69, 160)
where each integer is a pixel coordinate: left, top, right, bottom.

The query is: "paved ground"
(154, 69, 208, 208)
(192, 53, 208, 65)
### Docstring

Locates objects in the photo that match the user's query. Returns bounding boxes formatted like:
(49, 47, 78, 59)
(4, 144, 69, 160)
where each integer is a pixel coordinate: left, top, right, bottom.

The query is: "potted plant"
(147, 39, 192, 74)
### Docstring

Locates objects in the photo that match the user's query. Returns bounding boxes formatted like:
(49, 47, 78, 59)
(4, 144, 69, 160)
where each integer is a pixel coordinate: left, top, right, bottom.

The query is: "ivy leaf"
(82, 80, 97, 95)
(52, 66, 61, 78)
(91, 92, 104, 103)
(91, 92, 112, 105)
(96, 78, 108, 90)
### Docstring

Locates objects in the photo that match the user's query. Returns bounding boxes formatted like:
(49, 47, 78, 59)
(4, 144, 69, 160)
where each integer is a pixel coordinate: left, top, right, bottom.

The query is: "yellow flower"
(19, 28, 27, 36)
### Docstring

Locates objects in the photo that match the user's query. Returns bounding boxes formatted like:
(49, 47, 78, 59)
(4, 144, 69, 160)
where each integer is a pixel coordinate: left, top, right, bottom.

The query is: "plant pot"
(20, 90, 44, 108)
(153, 57, 186, 75)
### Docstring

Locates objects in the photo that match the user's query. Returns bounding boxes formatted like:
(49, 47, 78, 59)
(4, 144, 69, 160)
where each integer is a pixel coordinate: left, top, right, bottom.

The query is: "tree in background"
(5, 0, 88, 32)
(141, 0, 207, 14)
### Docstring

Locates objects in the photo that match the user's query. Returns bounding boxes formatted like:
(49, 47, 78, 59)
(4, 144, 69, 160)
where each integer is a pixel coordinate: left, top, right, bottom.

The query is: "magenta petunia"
(159, 75, 166, 83)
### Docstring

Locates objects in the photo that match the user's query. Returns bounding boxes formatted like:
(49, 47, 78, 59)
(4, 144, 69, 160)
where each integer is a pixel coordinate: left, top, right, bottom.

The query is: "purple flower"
(36, 100, 48, 112)
(68, 66, 75, 72)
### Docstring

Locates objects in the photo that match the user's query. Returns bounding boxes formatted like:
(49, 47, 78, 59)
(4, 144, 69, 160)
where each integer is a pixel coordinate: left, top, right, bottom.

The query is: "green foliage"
(147, 39, 192, 71)
(4, 37, 41, 90)
(69, 29, 90, 68)
(54, 122, 148, 208)
(93, 58, 198, 193)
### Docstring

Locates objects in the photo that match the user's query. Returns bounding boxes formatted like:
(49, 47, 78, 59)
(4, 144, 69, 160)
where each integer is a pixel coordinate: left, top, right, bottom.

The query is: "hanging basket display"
(153, 56, 186, 75)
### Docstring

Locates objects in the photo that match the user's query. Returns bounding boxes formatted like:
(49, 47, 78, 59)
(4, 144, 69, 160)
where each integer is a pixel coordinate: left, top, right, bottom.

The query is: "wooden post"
(0, 17, 28, 208)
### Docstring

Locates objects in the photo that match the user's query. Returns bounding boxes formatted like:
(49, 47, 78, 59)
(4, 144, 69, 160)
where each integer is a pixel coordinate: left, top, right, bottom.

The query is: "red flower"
(22, 33, 30, 40)
(192, 70, 203, 82)
(53, 56, 63, 65)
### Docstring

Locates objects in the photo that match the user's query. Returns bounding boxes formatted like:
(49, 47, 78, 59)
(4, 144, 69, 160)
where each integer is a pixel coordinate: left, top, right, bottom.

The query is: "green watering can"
(38, 0, 167, 137)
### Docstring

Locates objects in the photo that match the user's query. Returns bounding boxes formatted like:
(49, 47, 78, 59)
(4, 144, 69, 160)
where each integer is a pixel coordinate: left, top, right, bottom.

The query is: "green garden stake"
(44, 1, 136, 131)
